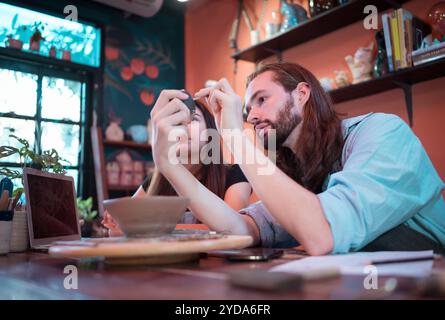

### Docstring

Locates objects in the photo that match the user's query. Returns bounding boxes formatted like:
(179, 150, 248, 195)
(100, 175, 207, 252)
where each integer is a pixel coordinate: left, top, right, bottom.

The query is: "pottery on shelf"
(49, 46, 57, 58)
(309, 0, 339, 17)
(427, 1, 445, 42)
(319, 77, 334, 91)
(280, 0, 308, 33)
(106, 161, 120, 185)
(6, 36, 23, 50)
(373, 30, 388, 78)
(334, 70, 350, 88)
(127, 125, 149, 144)
(62, 50, 71, 61)
(265, 10, 281, 39)
(345, 42, 375, 84)
(105, 121, 124, 141)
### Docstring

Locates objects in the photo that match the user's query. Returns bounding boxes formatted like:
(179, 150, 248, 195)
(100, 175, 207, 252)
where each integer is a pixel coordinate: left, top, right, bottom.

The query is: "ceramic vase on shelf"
(49, 46, 57, 58)
(428, 1, 445, 42)
(309, 0, 339, 17)
(265, 10, 282, 39)
(6, 36, 23, 50)
(62, 49, 71, 61)
(106, 162, 120, 185)
(29, 39, 41, 52)
(373, 30, 388, 78)
(105, 121, 124, 141)
(280, 0, 308, 33)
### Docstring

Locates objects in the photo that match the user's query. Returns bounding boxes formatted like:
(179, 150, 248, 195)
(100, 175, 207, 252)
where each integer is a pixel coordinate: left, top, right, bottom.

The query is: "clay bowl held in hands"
(103, 196, 190, 238)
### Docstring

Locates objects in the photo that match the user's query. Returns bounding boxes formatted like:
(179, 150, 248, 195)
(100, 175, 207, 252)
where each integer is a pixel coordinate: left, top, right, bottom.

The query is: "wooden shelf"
(103, 140, 151, 150)
(231, 0, 407, 63)
(0, 46, 99, 74)
(329, 58, 445, 125)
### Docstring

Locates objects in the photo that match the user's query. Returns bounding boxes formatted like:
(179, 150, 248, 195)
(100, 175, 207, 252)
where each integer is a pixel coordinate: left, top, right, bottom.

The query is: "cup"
(250, 30, 260, 46)
(9, 210, 29, 252)
(0, 210, 14, 255)
(266, 23, 281, 39)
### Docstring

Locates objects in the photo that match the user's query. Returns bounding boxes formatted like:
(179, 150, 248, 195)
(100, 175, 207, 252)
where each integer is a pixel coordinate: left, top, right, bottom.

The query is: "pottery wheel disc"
(49, 234, 253, 265)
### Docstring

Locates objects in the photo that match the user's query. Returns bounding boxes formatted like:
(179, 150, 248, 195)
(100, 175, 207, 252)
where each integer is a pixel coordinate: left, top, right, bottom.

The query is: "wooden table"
(0, 251, 444, 300)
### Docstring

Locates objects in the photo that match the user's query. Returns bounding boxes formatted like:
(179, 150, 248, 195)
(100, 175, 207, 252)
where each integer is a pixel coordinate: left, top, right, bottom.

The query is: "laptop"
(23, 168, 81, 249)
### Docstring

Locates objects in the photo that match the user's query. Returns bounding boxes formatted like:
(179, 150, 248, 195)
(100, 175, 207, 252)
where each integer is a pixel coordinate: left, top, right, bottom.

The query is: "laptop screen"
(27, 172, 79, 239)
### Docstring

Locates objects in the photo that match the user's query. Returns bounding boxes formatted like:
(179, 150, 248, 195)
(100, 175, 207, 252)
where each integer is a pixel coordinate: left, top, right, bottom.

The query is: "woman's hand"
(102, 210, 124, 237)
(194, 78, 244, 133)
(150, 90, 191, 172)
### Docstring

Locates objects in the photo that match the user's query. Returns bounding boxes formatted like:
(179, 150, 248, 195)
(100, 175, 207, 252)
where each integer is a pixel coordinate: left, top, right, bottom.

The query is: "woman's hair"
(147, 100, 227, 199)
(246, 62, 344, 193)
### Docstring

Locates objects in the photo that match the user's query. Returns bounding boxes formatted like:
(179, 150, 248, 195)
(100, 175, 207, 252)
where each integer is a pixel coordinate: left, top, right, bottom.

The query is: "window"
(0, 66, 86, 192)
(0, 2, 101, 68)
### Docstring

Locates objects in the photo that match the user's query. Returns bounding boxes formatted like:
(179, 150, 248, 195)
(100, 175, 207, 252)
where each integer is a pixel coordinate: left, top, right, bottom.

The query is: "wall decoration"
(104, 11, 184, 132)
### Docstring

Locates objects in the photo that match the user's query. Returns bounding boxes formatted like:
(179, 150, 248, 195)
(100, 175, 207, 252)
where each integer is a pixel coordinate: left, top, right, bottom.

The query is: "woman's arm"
(158, 161, 260, 244)
(224, 182, 252, 211)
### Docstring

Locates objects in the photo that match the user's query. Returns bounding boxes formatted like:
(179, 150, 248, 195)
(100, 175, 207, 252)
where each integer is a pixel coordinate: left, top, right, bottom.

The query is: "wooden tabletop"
(0, 251, 444, 300)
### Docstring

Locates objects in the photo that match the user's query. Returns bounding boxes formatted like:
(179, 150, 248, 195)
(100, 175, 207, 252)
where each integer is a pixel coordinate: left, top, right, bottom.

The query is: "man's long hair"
(246, 63, 344, 193)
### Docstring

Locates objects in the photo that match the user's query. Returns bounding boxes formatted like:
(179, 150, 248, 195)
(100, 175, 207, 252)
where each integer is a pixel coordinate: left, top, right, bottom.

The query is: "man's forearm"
(223, 129, 333, 255)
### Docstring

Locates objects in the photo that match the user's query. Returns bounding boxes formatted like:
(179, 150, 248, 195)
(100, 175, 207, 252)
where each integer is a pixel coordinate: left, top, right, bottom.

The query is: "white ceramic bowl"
(103, 196, 190, 238)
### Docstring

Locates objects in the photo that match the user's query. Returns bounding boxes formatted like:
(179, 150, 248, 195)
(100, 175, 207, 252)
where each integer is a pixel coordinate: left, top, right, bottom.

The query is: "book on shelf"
(412, 41, 445, 66)
(381, 9, 431, 71)
(382, 13, 394, 72)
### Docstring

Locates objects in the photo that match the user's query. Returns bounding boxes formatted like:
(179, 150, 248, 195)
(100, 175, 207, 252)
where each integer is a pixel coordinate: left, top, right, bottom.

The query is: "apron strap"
(360, 223, 445, 254)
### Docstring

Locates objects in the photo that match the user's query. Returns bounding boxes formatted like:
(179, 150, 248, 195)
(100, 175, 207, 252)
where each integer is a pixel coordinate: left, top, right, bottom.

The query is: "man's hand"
(194, 78, 244, 133)
(150, 90, 191, 172)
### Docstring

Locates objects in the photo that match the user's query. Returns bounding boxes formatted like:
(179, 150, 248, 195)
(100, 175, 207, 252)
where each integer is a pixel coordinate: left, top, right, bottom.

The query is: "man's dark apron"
(338, 119, 445, 254)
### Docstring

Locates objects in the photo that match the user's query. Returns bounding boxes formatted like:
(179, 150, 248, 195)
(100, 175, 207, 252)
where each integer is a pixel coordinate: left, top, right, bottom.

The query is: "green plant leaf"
(11, 14, 18, 30)
(0, 146, 19, 159)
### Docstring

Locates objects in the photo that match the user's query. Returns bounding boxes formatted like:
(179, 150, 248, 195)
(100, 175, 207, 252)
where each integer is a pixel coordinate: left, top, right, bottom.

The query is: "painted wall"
(104, 11, 184, 131)
(185, 0, 445, 196)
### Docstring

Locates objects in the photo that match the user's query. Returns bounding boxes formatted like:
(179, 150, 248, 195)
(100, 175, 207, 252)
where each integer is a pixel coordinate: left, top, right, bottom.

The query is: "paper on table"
(270, 250, 434, 278)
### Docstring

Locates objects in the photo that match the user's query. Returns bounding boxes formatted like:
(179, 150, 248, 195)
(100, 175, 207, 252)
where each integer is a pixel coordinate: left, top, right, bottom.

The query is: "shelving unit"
(91, 121, 153, 215)
(329, 58, 445, 126)
(231, 0, 408, 63)
(230, 0, 443, 127)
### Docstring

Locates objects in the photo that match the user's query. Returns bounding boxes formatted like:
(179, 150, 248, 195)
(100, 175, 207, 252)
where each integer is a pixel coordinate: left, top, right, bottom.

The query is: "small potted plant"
(0, 134, 69, 199)
(4, 14, 26, 50)
(77, 197, 98, 237)
(6, 34, 23, 50)
(49, 42, 57, 58)
(0, 135, 69, 251)
(29, 22, 45, 52)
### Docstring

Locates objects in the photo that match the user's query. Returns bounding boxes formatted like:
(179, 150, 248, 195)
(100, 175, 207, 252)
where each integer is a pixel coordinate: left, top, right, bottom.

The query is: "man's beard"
(261, 96, 302, 150)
